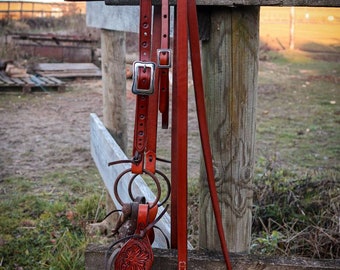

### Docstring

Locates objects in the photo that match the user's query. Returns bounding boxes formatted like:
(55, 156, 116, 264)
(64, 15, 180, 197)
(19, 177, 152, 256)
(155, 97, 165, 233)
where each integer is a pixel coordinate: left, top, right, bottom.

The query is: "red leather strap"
(114, 203, 154, 270)
(139, 0, 152, 63)
(170, 8, 178, 249)
(187, 0, 232, 269)
(132, 95, 149, 174)
(131, 0, 153, 174)
(171, 1, 232, 269)
(145, 5, 162, 174)
(159, 68, 169, 128)
(174, 0, 188, 267)
(146, 202, 158, 243)
(136, 204, 148, 233)
(160, 0, 170, 53)
(158, 0, 170, 128)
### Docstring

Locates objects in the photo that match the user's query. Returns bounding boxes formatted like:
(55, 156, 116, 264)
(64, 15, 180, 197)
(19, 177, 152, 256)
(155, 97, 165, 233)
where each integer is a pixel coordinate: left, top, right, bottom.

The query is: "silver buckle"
(157, 49, 172, 68)
(132, 61, 156, 95)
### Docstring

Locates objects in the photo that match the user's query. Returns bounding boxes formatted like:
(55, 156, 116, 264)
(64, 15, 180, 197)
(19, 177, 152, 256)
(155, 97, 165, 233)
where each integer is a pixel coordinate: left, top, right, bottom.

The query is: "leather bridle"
(68, 0, 233, 268)
(128, 0, 233, 269)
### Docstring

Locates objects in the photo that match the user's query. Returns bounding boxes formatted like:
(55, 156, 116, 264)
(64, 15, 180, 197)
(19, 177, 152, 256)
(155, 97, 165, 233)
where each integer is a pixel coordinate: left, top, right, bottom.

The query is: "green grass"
(0, 168, 106, 270)
(252, 51, 339, 259)
(257, 53, 339, 173)
(251, 169, 339, 258)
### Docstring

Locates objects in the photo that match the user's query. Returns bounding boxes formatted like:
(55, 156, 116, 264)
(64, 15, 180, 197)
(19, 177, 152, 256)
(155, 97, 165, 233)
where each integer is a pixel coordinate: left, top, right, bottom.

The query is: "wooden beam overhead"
(103, 0, 340, 7)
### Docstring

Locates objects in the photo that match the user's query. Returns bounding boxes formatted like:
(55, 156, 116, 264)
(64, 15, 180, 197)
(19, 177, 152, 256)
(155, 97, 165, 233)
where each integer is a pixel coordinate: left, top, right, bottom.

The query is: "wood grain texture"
(101, 29, 127, 229)
(86, 244, 340, 270)
(104, 0, 340, 6)
(101, 29, 127, 151)
(87, 1, 338, 33)
(199, 6, 259, 253)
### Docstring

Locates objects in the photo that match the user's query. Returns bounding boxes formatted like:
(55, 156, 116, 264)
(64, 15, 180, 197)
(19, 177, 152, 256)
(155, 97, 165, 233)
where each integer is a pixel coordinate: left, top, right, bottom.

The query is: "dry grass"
(260, 7, 340, 51)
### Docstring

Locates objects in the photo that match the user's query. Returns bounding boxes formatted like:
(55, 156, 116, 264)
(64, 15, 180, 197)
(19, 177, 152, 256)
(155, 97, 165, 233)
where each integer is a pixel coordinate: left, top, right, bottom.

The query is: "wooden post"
(289, 7, 295, 50)
(101, 29, 127, 226)
(101, 29, 127, 150)
(199, 6, 259, 253)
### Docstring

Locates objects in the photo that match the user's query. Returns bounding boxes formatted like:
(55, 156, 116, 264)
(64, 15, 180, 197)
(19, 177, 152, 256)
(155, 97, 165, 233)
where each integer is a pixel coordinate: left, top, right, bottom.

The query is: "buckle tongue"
(132, 61, 156, 95)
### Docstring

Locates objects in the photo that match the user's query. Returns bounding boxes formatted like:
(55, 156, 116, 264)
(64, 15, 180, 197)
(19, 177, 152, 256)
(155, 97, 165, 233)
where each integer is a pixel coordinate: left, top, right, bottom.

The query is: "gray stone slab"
(86, 3, 139, 32)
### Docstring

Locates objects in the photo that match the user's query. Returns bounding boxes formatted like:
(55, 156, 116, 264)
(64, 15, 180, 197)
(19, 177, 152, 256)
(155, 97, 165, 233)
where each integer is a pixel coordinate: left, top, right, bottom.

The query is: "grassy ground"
(256, 50, 339, 172)
(0, 52, 338, 269)
(0, 168, 106, 269)
(251, 50, 339, 259)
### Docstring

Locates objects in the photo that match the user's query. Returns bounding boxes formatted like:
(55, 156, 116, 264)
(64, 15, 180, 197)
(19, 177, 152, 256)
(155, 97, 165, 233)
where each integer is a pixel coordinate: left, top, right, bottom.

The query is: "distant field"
(0, 1, 85, 19)
(0, 4, 339, 53)
(260, 7, 340, 52)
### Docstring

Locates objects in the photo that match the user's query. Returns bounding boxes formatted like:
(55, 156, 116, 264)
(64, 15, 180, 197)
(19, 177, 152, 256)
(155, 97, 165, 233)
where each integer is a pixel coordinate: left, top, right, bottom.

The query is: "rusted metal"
(7, 32, 99, 63)
(113, 168, 162, 209)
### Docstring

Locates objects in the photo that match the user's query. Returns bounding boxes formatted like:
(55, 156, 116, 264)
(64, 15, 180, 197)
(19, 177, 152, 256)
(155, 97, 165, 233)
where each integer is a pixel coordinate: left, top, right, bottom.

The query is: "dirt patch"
(0, 80, 103, 180)
(0, 77, 201, 181)
(0, 72, 201, 250)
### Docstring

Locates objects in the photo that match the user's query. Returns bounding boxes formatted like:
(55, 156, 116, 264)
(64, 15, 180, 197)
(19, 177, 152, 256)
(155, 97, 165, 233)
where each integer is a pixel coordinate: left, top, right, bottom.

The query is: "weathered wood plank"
(100, 29, 128, 230)
(101, 30, 127, 148)
(0, 72, 16, 85)
(45, 76, 64, 85)
(85, 244, 340, 270)
(0, 72, 63, 92)
(90, 113, 172, 249)
(34, 76, 56, 85)
(21, 77, 34, 86)
(87, 1, 339, 34)
(103, 0, 340, 6)
(34, 63, 101, 78)
(199, 6, 259, 253)
(29, 76, 43, 87)
(36, 72, 101, 78)
(10, 77, 25, 85)
(35, 63, 100, 71)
